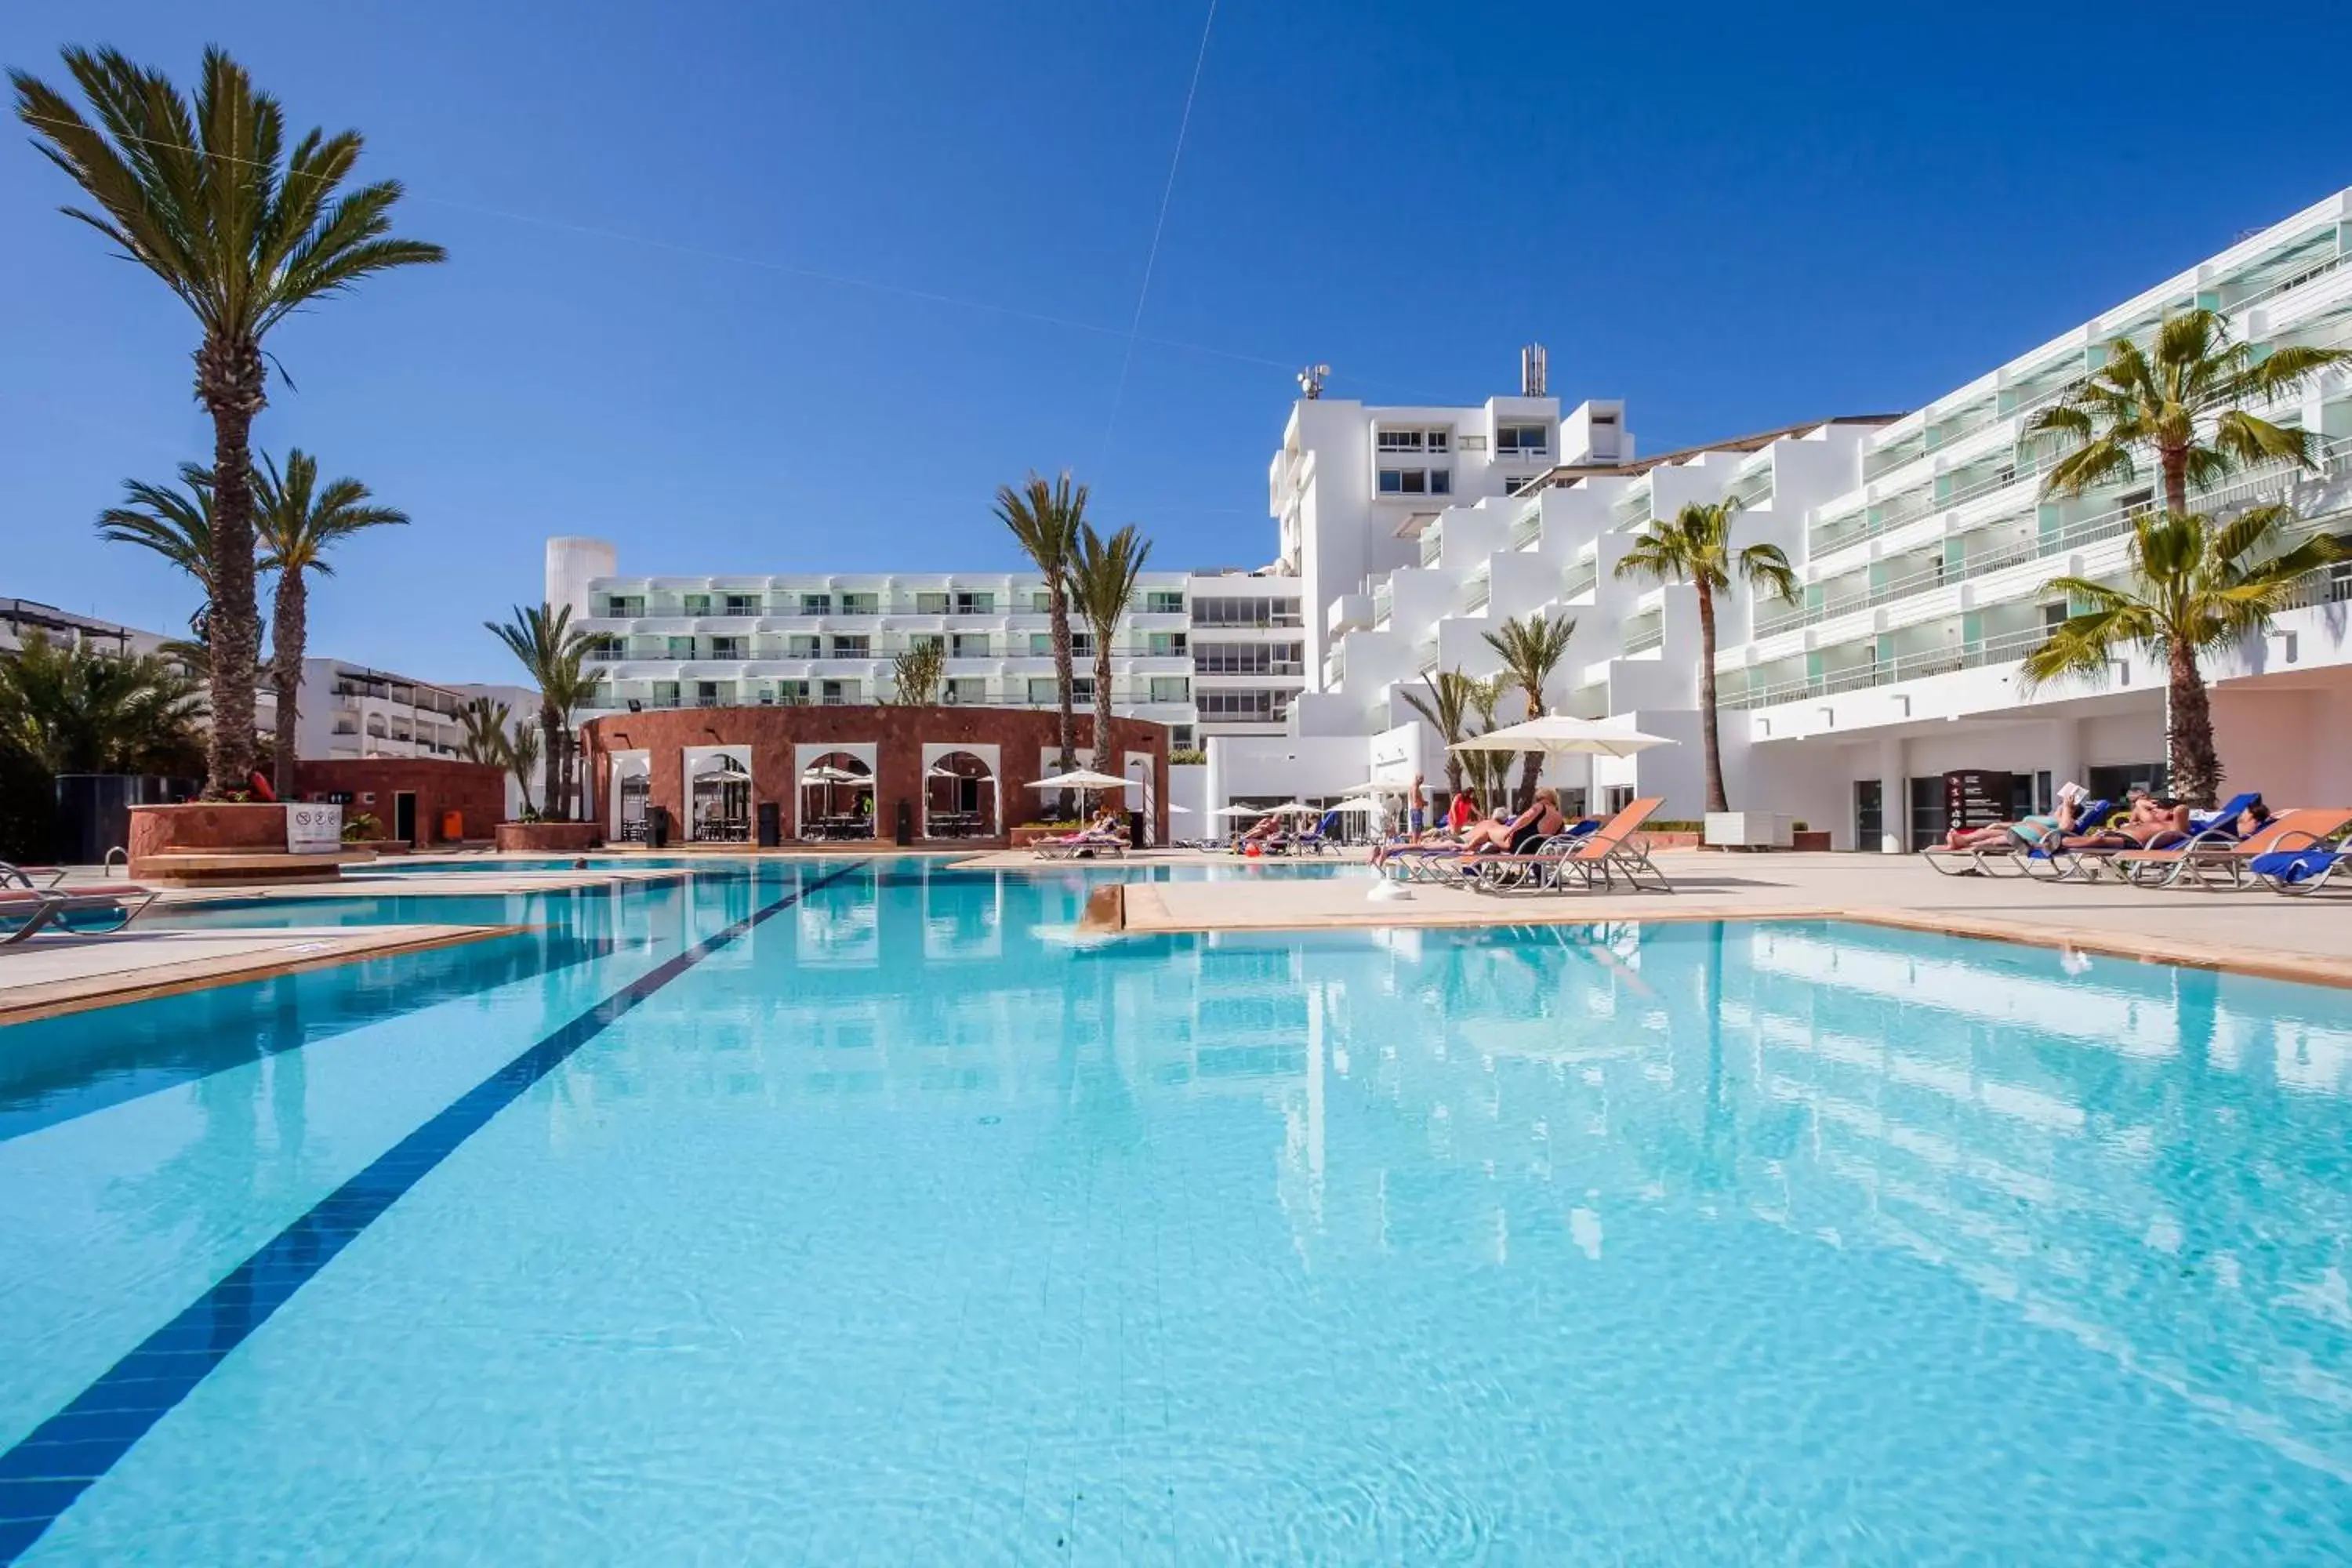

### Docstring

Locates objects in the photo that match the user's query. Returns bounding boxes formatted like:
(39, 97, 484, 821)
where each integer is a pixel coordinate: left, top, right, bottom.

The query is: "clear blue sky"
(5, 1, 2350, 684)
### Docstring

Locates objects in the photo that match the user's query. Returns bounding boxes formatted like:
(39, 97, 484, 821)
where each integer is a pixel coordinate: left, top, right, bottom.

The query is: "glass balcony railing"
(1562, 559, 1599, 600)
(1510, 505, 1542, 550)
(1622, 624, 1664, 656)
(1462, 575, 1490, 613)
(1721, 626, 2052, 711)
(1419, 528, 1444, 568)
(1726, 466, 1775, 510)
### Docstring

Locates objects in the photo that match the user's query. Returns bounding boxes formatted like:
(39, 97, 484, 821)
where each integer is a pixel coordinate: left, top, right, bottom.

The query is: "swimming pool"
(5, 859, 2349, 1559)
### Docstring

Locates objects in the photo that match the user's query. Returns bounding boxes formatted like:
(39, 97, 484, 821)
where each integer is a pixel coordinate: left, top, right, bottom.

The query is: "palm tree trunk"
(1697, 583, 1729, 814)
(1092, 642, 1116, 819)
(196, 332, 267, 796)
(1516, 680, 1543, 811)
(1050, 583, 1076, 818)
(2161, 441, 2189, 517)
(2167, 643, 2220, 808)
(270, 572, 305, 801)
(541, 704, 563, 820)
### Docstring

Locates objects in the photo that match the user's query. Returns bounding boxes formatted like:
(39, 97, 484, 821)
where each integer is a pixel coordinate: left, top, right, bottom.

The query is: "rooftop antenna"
(1298, 363, 1330, 400)
(1520, 343, 1547, 397)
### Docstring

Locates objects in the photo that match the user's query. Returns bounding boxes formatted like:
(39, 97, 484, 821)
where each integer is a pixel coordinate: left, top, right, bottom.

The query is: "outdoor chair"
(0, 879, 162, 944)
(1469, 798, 1669, 895)
(2114, 807, 2352, 891)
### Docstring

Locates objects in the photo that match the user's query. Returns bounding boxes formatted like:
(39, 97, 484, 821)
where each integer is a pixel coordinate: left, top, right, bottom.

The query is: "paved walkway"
(1117, 851, 2352, 989)
(0, 925, 506, 1025)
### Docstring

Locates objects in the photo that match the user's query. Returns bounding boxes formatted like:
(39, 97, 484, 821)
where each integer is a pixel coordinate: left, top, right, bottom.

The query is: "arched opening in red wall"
(800, 752, 873, 840)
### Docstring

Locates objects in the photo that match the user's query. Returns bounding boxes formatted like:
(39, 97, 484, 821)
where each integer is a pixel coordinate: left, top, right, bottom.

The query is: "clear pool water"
(5, 858, 2350, 1561)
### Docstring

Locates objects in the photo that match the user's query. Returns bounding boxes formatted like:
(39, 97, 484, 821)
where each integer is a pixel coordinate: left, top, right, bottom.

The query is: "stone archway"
(799, 750, 874, 840)
(923, 749, 996, 838)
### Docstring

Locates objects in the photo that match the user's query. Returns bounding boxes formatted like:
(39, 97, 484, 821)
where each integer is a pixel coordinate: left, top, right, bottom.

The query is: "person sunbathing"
(1943, 797, 2081, 851)
(1239, 813, 1283, 843)
(1459, 789, 1568, 858)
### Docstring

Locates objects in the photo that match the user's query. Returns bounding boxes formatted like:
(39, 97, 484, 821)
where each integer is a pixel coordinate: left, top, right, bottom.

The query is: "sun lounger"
(2114, 807, 2352, 890)
(1285, 810, 1343, 856)
(0, 861, 69, 890)
(1922, 798, 2114, 878)
(0, 880, 161, 942)
(1469, 798, 1669, 895)
(1033, 831, 1127, 861)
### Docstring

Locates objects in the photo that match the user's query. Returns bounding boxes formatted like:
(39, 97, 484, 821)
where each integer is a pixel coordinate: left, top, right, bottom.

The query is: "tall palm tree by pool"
(2026, 309, 2349, 518)
(255, 450, 408, 800)
(1482, 612, 1577, 809)
(994, 472, 1087, 813)
(13, 46, 444, 796)
(1614, 500, 1797, 814)
(485, 604, 590, 820)
(1071, 522, 1153, 780)
(2022, 506, 2340, 806)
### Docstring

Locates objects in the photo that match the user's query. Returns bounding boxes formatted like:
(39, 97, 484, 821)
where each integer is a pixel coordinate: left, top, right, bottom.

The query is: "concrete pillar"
(1875, 735, 1906, 853)
(2044, 717, 2084, 811)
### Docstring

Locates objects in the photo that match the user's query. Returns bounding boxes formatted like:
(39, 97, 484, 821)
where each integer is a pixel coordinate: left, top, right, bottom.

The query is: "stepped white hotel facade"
(1214, 186, 2352, 848)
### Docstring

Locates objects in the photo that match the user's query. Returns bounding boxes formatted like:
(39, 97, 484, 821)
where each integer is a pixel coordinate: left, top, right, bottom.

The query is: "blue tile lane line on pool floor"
(0, 861, 866, 1564)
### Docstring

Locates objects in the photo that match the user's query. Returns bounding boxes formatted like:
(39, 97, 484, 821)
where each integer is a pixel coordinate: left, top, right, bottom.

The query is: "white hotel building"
(545, 539, 1307, 753)
(1215, 186, 2352, 848)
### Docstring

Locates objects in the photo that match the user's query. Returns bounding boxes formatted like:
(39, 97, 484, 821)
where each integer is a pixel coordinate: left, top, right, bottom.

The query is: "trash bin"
(757, 801, 781, 847)
(647, 805, 670, 848)
(895, 799, 913, 847)
(1128, 809, 1144, 848)
(440, 808, 463, 844)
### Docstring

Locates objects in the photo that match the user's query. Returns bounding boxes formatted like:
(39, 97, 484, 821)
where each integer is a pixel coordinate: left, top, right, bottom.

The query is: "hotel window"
(1029, 632, 1053, 655)
(586, 633, 625, 657)
(1149, 676, 1190, 703)
(1069, 631, 1095, 659)
(723, 593, 760, 615)
(1070, 676, 1094, 703)
(799, 592, 832, 614)
(1026, 677, 1058, 705)
(839, 592, 879, 615)
(915, 591, 950, 615)
(1377, 467, 1451, 495)
(666, 635, 695, 658)
(652, 681, 681, 706)
(601, 593, 644, 617)
(955, 590, 996, 615)
(710, 636, 746, 659)
(1502, 475, 1536, 495)
(1497, 423, 1550, 456)
(943, 678, 985, 705)
(1146, 590, 1185, 614)
(909, 633, 945, 654)
(829, 635, 870, 659)
(1147, 631, 1186, 656)
(950, 633, 989, 658)
(695, 681, 723, 707)
(1032, 590, 1054, 613)
(787, 635, 821, 658)
(683, 593, 713, 615)
(820, 680, 854, 705)
(775, 681, 811, 706)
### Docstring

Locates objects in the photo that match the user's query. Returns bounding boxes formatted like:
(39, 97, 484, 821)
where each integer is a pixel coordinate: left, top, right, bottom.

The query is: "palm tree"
(1071, 524, 1154, 780)
(503, 723, 542, 817)
(2022, 506, 2339, 806)
(1400, 668, 1479, 801)
(2027, 309, 2350, 519)
(0, 630, 206, 775)
(994, 471, 1087, 809)
(15, 46, 445, 796)
(254, 450, 408, 800)
(485, 604, 590, 820)
(889, 639, 945, 705)
(1614, 499, 1797, 814)
(1461, 673, 1515, 808)
(457, 696, 514, 766)
(1482, 611, 1577, 809)
(96, 463, 217, 641)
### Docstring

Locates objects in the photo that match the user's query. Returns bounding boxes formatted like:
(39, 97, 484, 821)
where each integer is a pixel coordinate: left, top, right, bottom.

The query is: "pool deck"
(0, 924, 512, 1025)
(1114, 851, 2352, 989)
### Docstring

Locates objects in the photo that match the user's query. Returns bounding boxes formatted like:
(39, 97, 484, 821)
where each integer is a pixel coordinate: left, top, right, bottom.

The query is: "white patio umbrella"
(1211, 804, 1269, 818)
(1273, 801, 1323, 817)
(1449, 716, 1676, 759)
(1030, 768, 1132, 792)
(800, 763, 864, 784)
(1330, 796, 1384, 815)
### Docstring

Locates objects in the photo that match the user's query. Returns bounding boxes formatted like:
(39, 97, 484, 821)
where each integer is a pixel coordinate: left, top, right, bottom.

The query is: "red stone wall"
(292, 759, 509, 845)
(580, 706, 1171, 848)
(128, 802, 288, 859)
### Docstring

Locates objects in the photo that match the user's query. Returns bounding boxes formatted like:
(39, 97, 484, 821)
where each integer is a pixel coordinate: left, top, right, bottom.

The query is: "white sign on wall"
(286, 802, 343, 854)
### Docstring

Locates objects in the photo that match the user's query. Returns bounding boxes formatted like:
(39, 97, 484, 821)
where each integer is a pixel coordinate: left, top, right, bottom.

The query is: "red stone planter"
(495, 821, 601, 853)
(1792, 830, 1833, 851)
(1639, 830, 1702, 850)
(128, 802, 374, 884)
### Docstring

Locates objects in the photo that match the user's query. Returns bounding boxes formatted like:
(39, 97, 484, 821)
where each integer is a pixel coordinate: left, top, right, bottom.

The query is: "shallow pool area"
(5, 858, 2350, 1560)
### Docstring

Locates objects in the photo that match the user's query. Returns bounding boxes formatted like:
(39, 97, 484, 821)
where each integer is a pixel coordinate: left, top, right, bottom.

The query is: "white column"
(1875, 735, 1906, 854)
(2044, 717, 2084, 811)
